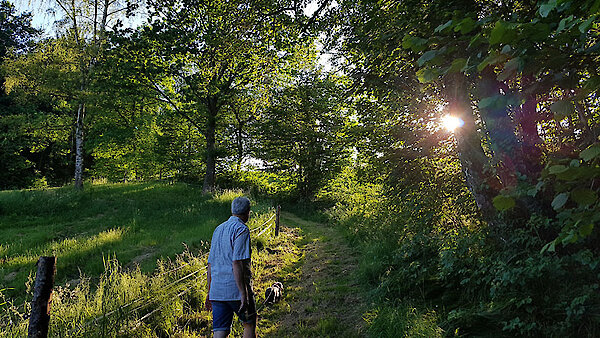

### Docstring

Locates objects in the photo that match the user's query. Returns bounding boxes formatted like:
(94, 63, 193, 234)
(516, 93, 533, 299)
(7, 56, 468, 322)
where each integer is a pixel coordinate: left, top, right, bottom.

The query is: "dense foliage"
(2, 0, 600, 336)
(318, 0, 600, 336)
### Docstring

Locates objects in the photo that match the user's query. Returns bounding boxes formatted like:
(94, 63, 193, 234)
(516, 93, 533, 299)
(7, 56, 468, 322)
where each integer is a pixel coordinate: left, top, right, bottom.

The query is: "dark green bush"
(322, 155, 600, 337)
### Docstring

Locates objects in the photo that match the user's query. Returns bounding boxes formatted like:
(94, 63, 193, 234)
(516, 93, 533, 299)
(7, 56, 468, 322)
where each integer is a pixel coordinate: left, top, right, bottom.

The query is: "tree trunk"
(203, 98, 218, 193)
(74, 102, 85, 190)
(478, 67, 522, 189)
(517, 87, 543, 179)
(444, 73, 497, 220)
(233, 107, 244, 170)
(236, 126, 243, 169)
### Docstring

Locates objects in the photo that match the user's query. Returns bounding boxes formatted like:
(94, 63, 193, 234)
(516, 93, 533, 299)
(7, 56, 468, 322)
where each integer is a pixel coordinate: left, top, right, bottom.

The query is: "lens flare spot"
(442, 115, 464, 132)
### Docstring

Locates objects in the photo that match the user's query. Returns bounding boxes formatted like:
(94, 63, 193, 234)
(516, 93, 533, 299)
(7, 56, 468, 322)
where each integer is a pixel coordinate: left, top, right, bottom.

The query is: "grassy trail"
(255, 212, 367, 337)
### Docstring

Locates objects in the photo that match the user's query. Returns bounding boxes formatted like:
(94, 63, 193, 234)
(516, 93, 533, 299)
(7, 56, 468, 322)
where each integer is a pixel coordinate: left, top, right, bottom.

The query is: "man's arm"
(232, 258, 250, 311)
(205, 262, 212, 311)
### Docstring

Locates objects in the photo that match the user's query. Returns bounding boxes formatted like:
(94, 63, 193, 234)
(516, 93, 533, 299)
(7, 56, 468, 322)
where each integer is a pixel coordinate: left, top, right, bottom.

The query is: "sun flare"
(442, 115, 464, 132)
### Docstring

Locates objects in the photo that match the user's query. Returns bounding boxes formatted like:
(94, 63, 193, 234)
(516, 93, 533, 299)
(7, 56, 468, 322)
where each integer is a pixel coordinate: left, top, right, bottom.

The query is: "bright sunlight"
(441, 115, 464, 132)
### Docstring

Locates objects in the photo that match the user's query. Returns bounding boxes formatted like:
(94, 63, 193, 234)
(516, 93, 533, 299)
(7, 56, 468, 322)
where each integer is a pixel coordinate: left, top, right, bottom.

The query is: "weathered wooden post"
(28, 256, 56, 338)
(275, 205, 281, 236)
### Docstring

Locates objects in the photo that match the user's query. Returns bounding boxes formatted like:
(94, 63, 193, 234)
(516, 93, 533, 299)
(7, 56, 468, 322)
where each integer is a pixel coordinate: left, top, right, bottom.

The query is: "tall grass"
(0, 182, 270, 301)
(0, 183, 281, 337)
(363, 304, 443, 337)
(1, 249, 210, 337)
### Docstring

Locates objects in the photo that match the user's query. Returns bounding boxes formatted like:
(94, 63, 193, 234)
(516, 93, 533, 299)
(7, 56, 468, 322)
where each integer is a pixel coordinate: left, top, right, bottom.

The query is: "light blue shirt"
(207, 216, 251, 301)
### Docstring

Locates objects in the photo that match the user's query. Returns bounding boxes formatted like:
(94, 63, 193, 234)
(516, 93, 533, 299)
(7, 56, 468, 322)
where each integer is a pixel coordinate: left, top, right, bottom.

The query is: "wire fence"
(250, 213, 276, 233)
(19, 206, 282, 337)
(86, 254, 209, 326)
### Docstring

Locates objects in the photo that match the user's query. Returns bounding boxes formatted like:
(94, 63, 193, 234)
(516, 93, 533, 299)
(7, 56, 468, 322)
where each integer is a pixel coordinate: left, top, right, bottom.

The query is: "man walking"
(205, 196, 256, 337)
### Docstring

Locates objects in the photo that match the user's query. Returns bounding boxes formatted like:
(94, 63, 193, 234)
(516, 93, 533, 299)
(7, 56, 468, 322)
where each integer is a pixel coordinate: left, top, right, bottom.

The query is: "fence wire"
(250, 213, 276, 233)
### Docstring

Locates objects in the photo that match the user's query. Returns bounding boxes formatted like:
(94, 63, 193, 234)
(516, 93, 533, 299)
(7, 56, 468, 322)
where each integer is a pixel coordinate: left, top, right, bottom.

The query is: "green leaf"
(418, 50, 438, 67)
(478, 94, 511, 111)
(489, 21, 506, 45)
(402, 35, 428, 52)
(529, 23, 551, 40)
(447, 58, 467, 73)
(501, 44, 512, 54)
(549, 165, 568, 174)
(579, 223, 594, 237)
(454, 17, 477, 34)
(562, 232, 578, 244)
(539, 0, 557, 17)
(555, 167, 581, 181)
(552, 192, 569, 210)
(493, 195, 515, 211)
(580, 17, 595, 33)
(416, 68, 439, 83)
(536, 181, 544, 191)
(541, 240, 556, 253)
(435, 20, 453, 33)
(402, 35, 414, 49)
(557, 16, 574, 33)
(528, 181, 544, 196)
(497, 57, 521, 81)
(468, 33, 484, 49)
(557, 19, 566, 33)
(580, 144, 600, 162)
(550, 100, 575, 120)
(477, 54, 494, 72)
(583, 76, 600, 91)
(571, 189, 598, 206)
(477, 52, 507, 72)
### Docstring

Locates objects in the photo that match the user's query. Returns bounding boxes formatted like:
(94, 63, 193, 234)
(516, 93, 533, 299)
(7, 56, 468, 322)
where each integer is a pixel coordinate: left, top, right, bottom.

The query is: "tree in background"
(32, 0, 140, 189)
(329, 0, 600, 226)
(257, 71, 351, 198)
(0, 1, 44, 189)
(121, 0, 315, 192)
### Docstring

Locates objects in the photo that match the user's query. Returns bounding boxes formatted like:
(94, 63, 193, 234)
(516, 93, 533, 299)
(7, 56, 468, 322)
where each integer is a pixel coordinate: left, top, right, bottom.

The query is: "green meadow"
(0, 182, 271, 300)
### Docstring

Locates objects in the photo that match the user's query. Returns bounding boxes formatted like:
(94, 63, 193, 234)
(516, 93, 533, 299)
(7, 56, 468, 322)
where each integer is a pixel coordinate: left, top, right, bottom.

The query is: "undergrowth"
(320, 159, 600, 337)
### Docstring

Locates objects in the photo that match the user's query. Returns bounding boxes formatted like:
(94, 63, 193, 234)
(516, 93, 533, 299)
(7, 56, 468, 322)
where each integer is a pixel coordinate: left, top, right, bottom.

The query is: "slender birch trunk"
(69, 0, 113, 189)
(74, 102, 86, 189)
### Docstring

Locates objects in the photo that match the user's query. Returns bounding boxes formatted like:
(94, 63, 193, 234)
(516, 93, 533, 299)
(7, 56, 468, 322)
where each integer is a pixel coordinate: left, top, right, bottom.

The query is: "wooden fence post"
(28, 256, 56, 338)
(275, 205, 281, 236)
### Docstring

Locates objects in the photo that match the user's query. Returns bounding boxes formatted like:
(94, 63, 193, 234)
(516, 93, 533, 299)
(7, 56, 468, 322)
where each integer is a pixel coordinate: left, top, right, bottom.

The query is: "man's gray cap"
(231, 196, 251, 215)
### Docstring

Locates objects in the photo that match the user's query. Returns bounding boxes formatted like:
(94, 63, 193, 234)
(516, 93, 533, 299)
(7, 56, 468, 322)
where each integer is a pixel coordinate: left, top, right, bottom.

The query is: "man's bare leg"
(243, 322, 256, 338)
(214, 330, 228, 338)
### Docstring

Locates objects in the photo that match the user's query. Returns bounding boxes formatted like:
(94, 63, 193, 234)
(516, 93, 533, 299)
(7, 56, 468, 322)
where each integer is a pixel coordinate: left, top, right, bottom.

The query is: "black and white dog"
(264, 282, 284, 305)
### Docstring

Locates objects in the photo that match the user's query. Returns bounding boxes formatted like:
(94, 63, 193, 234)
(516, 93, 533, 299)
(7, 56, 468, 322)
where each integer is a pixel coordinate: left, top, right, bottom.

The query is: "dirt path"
(255, 212, 367, 337)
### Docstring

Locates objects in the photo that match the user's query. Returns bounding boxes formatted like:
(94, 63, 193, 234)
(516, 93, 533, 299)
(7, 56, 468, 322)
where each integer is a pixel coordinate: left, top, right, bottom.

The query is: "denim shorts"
(212, 296, 256, 332)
